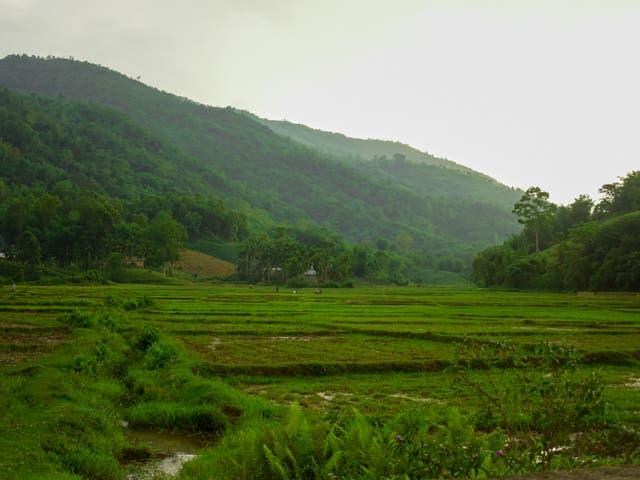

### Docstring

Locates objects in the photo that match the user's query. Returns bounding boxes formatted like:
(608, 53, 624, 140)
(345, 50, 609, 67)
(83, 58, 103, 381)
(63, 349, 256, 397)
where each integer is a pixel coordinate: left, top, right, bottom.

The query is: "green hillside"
(248, 114, 466, 170)
(472, 172, 640, 291)
(0, 88, 246, 275)
(251, 114, 521, 209)
(0, 54, 522, 282)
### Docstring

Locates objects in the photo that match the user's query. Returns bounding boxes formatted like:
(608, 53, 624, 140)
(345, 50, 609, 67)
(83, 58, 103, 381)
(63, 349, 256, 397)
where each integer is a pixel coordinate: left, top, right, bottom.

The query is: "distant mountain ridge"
(244, 113, 468, 170)
(247, 113, 520, 210)
(0, 54, 521, 269)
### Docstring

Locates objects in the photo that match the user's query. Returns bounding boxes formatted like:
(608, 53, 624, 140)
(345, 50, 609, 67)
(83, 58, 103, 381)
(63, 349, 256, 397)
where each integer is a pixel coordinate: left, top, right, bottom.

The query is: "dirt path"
(493, 464, 640, 479)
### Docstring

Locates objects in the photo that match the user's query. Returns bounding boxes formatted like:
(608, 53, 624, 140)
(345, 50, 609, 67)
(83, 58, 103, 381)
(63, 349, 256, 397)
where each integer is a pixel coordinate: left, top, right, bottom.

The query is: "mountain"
(248, 115, 520, 210)
(0, 54, 520, 271)
(245, 114, 468, 170)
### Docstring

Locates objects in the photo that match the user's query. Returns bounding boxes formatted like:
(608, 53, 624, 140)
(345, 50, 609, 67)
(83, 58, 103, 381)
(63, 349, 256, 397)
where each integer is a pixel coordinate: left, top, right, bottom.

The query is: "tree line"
(0, 181, 245, 277)
(472, 171, 640, 291)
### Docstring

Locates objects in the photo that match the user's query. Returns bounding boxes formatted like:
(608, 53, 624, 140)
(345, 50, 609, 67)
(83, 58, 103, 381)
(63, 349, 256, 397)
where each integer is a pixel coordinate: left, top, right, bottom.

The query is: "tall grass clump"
(124, 326, 276, 434)
(126, 401, 229, 432)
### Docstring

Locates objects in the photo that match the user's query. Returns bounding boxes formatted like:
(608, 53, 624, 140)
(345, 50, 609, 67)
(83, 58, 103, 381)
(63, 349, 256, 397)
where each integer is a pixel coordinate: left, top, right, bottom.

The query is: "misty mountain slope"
(356, 156, 520, 210)
(0, 54, 519, 259)
(248, 114, 521, 210)
(248, 114, 466, 170)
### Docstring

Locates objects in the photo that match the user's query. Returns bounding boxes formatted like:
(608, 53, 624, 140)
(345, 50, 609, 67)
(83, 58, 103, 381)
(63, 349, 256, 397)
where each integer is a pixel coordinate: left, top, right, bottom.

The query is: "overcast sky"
(2, 0, 639, 204)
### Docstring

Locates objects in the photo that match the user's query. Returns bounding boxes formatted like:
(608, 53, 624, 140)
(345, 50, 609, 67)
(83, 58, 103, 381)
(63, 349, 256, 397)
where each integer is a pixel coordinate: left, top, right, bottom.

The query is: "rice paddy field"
(2, 284, 640, 479)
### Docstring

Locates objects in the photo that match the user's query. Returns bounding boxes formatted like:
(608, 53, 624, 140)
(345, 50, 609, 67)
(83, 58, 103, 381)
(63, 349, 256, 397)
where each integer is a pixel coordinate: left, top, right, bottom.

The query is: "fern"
(284, 445, 300, 478)
(285, 401, 304, 436)
(296, 416, 313, 462)
(320, 449, 343, 478)
(263, 443, 290, 480)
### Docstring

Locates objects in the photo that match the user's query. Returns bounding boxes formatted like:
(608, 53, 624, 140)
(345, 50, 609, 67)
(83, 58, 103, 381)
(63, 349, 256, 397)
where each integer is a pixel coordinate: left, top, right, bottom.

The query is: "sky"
(1, 0, 639, 205)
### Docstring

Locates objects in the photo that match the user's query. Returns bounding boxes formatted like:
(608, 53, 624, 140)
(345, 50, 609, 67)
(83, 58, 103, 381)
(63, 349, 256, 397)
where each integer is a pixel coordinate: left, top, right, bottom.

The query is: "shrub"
(452, 339, 610, 470)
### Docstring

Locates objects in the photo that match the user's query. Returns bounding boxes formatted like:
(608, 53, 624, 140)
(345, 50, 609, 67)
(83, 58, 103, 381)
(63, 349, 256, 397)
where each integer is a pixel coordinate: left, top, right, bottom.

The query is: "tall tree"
(15, 230, 41, 266)
(143, 212, 187, 275)
(512, 187, 556, 252)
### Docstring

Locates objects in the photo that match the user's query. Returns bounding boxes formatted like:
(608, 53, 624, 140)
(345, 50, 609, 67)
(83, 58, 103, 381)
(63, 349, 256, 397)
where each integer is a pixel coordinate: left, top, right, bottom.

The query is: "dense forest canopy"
(249, 113, 521, 211)
(0, 54, 524, 284)
(472, 171, 640, 291)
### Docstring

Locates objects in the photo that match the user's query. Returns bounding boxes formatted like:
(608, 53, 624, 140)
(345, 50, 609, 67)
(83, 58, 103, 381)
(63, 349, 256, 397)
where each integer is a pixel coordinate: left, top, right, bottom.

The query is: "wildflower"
(472, 453, 479, 461)
(496, 449, 504, 456)
(395, 434, 402, 443)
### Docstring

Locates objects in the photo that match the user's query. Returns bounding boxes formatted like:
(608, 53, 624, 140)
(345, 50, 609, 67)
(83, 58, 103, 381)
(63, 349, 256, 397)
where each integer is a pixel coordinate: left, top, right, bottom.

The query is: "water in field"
(124, 427, 213, 479)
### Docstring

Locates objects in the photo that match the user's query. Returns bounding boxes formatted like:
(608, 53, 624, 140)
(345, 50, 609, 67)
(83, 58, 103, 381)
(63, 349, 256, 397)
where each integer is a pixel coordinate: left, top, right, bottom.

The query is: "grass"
(1, 284, 640, 478)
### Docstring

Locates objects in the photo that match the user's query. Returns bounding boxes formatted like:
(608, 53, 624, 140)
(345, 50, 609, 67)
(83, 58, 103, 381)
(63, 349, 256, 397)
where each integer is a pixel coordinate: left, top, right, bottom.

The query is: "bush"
(452, 340, 610, 470)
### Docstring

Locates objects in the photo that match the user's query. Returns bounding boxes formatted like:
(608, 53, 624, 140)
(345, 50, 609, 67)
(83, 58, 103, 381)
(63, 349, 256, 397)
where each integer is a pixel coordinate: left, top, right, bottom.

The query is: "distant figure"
(275, 287, 279, 293)
(11, 282, 16, 292)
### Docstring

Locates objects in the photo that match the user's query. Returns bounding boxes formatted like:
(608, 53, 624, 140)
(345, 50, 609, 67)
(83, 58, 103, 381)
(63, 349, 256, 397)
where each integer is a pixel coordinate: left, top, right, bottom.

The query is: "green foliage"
(512, 187, 557, 253)
(142, 212, 187, 273)
(181, 402, 511, 479)
(4, 285, 640, 479)
(596, 171, 640, 218)
(60, 309, 123, 332)
(453, 340, 610, 470)
(15, 229, 41, 265)
(474, 173, 640, 291)
(0, 86, 246, 278)
(126, 401, 228, 432)
(0, 55, 522, 279)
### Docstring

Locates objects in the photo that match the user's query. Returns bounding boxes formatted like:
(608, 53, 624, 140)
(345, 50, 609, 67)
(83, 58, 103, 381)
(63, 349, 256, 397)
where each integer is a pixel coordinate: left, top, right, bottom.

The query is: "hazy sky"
(2, 0, 639, 204)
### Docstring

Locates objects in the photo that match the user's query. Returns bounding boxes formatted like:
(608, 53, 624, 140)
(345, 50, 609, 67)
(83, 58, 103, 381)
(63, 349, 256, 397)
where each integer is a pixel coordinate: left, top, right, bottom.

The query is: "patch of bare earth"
(176, 249, 236, 278)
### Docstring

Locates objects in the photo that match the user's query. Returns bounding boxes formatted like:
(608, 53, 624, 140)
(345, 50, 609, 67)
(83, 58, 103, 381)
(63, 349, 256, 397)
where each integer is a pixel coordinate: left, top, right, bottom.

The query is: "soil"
(176, 248, 236, 277)
(492, 464, 640, 479)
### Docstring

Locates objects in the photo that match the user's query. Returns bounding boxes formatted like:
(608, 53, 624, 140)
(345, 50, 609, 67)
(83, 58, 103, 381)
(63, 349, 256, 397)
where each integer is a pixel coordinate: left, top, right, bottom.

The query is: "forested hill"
(245, 114, 521, 210)
(0, 54, 521, 279)
(247, 114, 466, 170)
(472, 172, 640, 291)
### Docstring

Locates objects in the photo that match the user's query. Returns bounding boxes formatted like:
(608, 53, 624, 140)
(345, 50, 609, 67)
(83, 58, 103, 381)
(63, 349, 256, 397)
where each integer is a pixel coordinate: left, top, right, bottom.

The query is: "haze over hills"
(247, 114, 520, 210)
(0, 54, 522, 280)
(245, 113, 468, 171)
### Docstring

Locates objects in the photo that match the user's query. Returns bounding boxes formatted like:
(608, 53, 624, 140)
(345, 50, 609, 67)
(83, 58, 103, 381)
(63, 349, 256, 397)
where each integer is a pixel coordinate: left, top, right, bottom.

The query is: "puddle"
(126, 453, 197, 479)
(624, 377, 640, 388)
(124, 427, 214, 479)
(317, 391, 335, 401)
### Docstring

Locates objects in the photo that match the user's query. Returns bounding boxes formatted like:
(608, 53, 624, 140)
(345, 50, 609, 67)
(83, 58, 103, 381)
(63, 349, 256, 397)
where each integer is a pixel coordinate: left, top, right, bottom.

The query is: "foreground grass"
(1, 284, 640, 478)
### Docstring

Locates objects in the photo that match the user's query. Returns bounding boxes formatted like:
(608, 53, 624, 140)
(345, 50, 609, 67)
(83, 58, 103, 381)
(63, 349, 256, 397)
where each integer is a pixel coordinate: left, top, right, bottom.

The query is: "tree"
(553, 194, 594, 237)
(512, 187, 556, 252)
(16, 230, 41, 266)
(143, 212, 187, 275)
(595, 170, 640, 218)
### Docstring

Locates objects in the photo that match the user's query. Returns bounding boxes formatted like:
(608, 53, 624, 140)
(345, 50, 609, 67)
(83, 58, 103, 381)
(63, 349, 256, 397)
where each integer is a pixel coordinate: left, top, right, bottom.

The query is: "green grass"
(1, 284, 640, 478)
